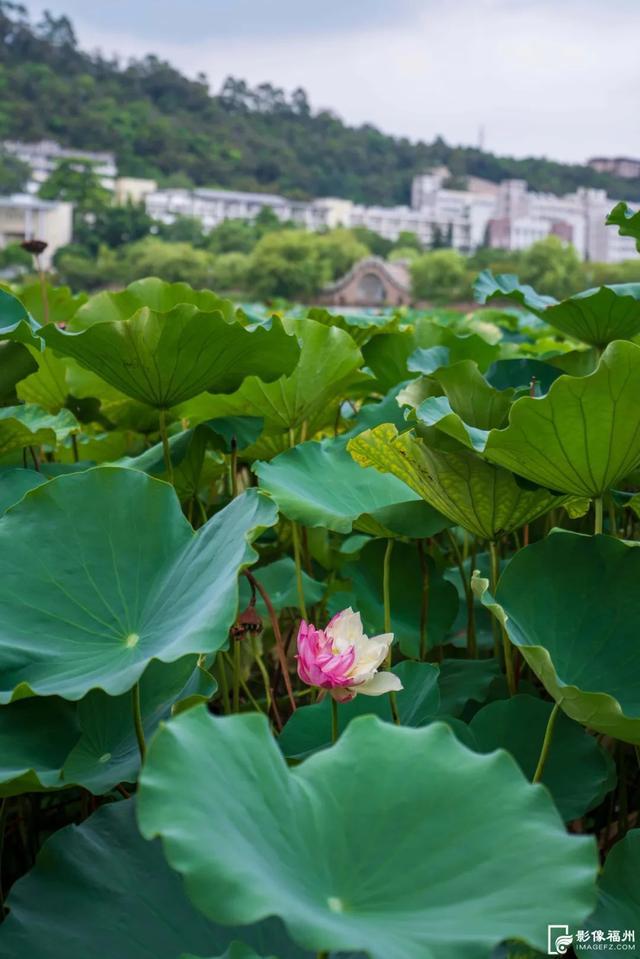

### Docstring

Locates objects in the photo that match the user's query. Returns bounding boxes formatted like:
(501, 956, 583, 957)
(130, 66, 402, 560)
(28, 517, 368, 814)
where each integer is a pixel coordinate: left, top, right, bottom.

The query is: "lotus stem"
(158, 408, 174, 484)
(383, 537, 394, 648)
(132, 682, 146, 764)
(447, 530, 476, 658)
(243, 570, 297, 713)
(533, 701, 561, 783)
(291, 521, 308, 620)
(417, 539, 430, 660)
(229, 436, 238, 498)
(251, 635, 272, 712)
(331, 697, 339, 744)
(490, 540, 515, 694)
(594, 496, 603, 535)
(232, 638, 241, 712)
(217, 651, 231, 714)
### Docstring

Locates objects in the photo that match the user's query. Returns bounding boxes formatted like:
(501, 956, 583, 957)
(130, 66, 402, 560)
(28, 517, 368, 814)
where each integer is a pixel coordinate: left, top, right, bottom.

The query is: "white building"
(0, 194, 73, 267)
(146, 167, 637, 263)
(3, 140, 117, 195)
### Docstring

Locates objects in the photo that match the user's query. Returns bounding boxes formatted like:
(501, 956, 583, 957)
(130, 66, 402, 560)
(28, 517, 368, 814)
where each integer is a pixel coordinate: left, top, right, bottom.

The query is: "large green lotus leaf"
(279, 661, 440, 760)
(118, 417, 263, 500)
(255, 438, 426, 534)
(63, 363, 164, 432)
(71, 276, 235, 328)
(576, 829, 640, 953)
(606, 201, 640, 249)
(17, 280, 87, 326)
(178, 319, 364, 443)
(407, 330, 500, 375)
(476, 269, 640, 347)
(0, 403, 79, 456)
(0, 657, 213, 796)
(238, 558, 325, 616)
(348, 424, 563, 539)
(340, 383, 410, 441)
(0, 341, 38, 401)
(42, 305, 299, 409)
(0, 467, 46, 514)
(345, 538, 458, 657)
(63, 656, 215, 792)
(413, 360, 513, 451)
(16, 344, 70, 410)
(0, 800, 314, 959)
(484, 341, 640, 496)
(306, 306, 403, 347)
(485, 358, 562, 395)
(436, 658, 503, 717)
(362, 325, 499, 394)
(469, 695, 616, 821)
(0, 287, 42, 347)
(138, 708, 597, 959)
(0, 696, 79, 796)
(483, 531, 640, 744)
(0, 471, 277, 702)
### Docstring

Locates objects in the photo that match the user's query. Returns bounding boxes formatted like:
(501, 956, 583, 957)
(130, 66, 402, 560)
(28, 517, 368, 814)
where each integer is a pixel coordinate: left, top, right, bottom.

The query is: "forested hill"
(2, 4, 640, 205)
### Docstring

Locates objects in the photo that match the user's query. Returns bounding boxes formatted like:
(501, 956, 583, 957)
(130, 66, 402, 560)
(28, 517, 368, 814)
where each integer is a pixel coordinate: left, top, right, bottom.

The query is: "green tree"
(393, 230, 422, 252)
(121, 236, 215, 287)
(518, 236, 586, 299)
(206, 218, 258, 255)
(210, 251, 251, 291)
(158, 216, 205, 246)
(351, 227, 392, 258)
(0, 151, 29, 194)
(38, 158, 111, 211)
(247, 229, 329, 300)
(389, 246, 420, 263)
(74, 203, 153, 253)
(315, 228, 368, 280)
(410, 249, 470, 304)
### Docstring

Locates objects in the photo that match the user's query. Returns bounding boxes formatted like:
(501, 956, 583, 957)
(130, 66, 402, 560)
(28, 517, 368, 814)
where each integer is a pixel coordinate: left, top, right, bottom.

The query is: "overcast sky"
(26, 0, 640, 164)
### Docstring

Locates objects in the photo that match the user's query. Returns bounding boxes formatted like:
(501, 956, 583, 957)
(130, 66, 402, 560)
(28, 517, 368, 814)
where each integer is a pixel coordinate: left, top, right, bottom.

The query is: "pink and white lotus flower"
(296, 607, 403, 702)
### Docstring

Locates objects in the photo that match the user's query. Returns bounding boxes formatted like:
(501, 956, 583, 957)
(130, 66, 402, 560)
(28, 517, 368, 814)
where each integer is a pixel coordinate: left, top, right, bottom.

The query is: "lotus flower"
(296, 607, 403, 702)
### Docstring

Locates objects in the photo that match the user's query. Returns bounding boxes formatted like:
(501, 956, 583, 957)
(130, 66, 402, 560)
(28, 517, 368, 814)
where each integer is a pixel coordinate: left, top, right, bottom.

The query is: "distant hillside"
(2, 4, 640, 206)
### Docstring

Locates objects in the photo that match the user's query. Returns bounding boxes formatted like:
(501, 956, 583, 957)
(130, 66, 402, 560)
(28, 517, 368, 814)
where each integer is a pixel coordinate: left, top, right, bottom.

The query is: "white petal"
(355, 671, 403, 697)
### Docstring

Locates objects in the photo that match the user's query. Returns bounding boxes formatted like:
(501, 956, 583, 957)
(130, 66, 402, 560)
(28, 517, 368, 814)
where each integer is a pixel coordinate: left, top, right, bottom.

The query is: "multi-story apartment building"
(2, 140, 118, 195)
(0, 194, 73, 267)
(588, 156, 640, 179)
(146, 167, 637, 263)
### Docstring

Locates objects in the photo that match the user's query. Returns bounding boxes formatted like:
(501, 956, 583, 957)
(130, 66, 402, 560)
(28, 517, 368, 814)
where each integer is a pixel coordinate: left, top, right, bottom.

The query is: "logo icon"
(548, 925, 574, 955)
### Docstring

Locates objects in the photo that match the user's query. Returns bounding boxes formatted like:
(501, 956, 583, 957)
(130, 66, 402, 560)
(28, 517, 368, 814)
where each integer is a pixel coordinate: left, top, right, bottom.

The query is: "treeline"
(1, 3, 640, 204)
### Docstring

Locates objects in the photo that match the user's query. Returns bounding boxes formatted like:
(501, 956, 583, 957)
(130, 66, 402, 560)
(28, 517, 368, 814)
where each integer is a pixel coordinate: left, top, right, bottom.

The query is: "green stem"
(488, 540, 502, 660)
(223, 651, 264, 715)
(291, 521, 308, 620)
(447, 530, 476, 658)
(132, 683, 146, 764)
(251, 635, 272, 712)
(417, 540, 430, 661)
(383, 538, 394, 657)
(229, 438, 238, 498)
(217, 651, 231, 714)
(331, 697, 338, 744)
(232, 638, 241, 713)
(158, 409, 174, 484)
(490, 540, 515, 693)
(594, 496, 603, 535)
(533, 701, 561, 783)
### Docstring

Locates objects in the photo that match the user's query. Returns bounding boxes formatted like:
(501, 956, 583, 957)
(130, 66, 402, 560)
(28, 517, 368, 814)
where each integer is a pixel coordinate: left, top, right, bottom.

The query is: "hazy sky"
(26, 0, 640, 164)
